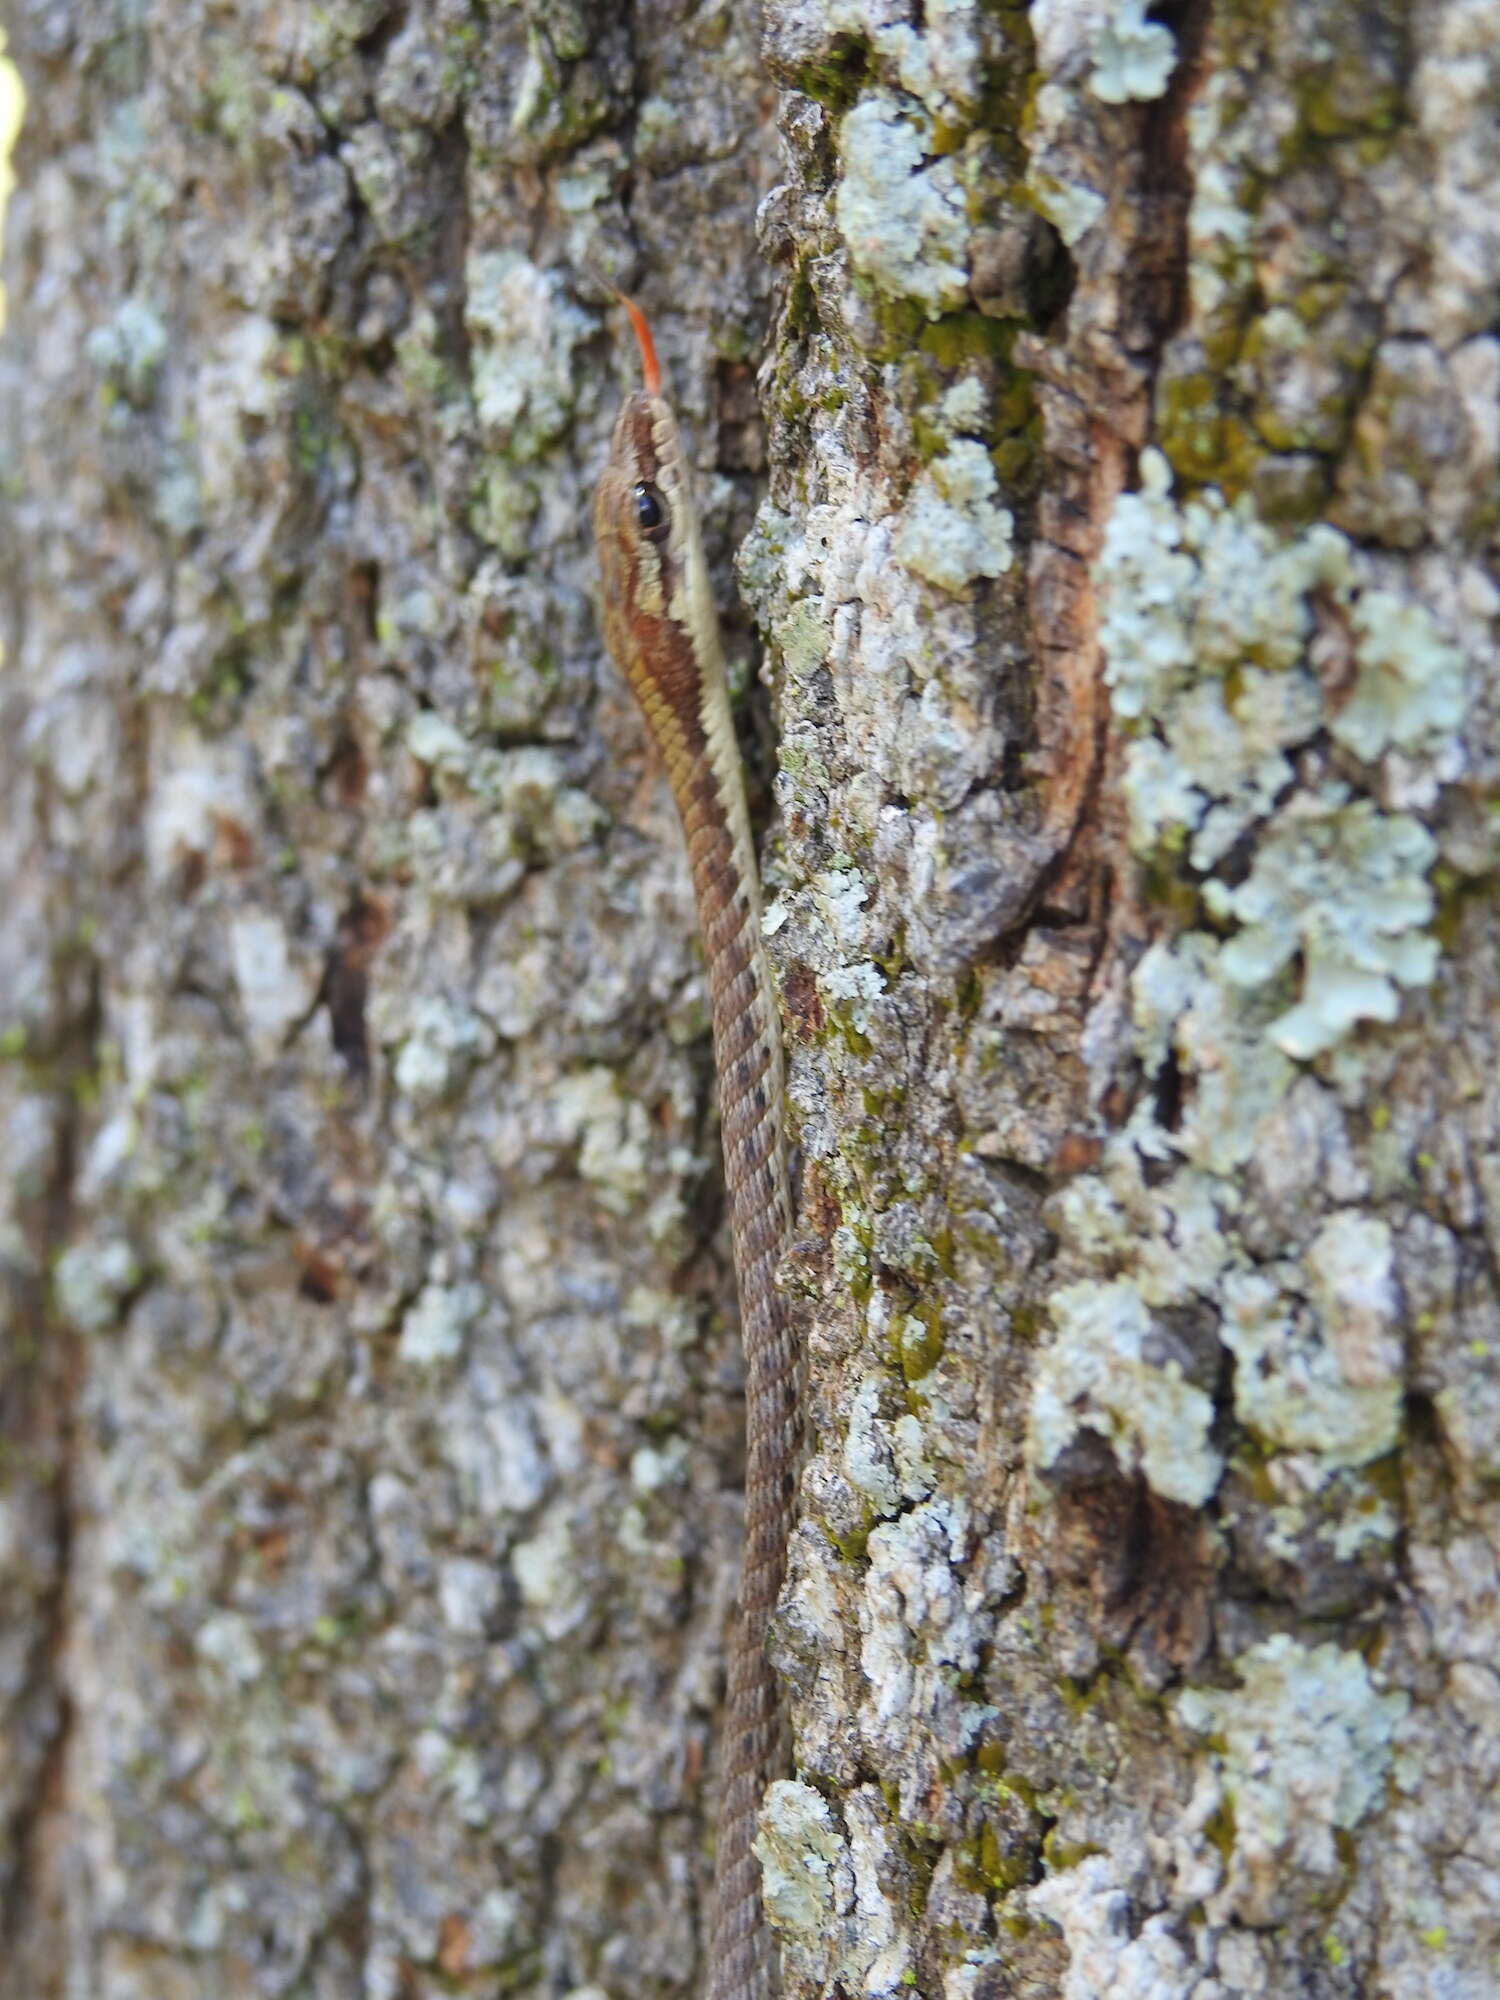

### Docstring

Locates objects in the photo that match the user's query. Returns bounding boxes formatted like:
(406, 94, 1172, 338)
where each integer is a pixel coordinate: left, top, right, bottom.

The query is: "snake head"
(593, 298, 724, 742)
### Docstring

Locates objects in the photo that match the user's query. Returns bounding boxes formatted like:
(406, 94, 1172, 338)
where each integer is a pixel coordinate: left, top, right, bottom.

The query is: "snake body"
(593, 302, 796, 2000)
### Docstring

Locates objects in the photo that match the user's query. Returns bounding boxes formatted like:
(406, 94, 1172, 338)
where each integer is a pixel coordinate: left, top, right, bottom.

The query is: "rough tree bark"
(2, 2, 1498, 1999)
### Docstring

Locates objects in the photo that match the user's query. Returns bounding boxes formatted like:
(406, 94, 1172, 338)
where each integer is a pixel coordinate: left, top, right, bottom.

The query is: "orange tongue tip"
(613, 286, 662, 398)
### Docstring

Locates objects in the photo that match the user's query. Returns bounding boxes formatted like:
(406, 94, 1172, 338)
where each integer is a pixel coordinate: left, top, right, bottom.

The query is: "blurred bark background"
(2, 2, 1499, 1997)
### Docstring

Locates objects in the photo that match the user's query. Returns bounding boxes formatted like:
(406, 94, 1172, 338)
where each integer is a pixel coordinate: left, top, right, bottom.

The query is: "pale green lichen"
(1097, 461, 1324, 718)
(1178, 1635, 1408, 1893)
(861, 1498, 980, 1730)
(1097, 451, 1458, 1064)
(553, 1066, 654, 1214)
(412, 1727, 489, 1827)
(476, 745, 601, 854)
(1049, 1151, 1232, 1310)
(229, 910, 319, 1062)
(1028, 1277, 1221, 1505)
(1028, 85, 1107, 247)
(813, 869, 871, 951)
(891, 1414, 937, 1501)
(460, 1889, 520, 1963)
(1045, 1171, 1137, 1269)
(937, 375, 987, 436)
(341, 123, 408, 234)
(1088, 0, 1178, 106)
(1183, 71, 1256, 320)
(1220, 1264, 1402, 1467)
(195, 1610, 265, 1688)
(438, 1554, 503, 1636)
(1096, 449, 1351, 866)
(625, 1285, 699, 1353)
(392, 996, 495, 1100)
(1130, 1169, 1233, 1309)
(1046, 1153, 1402, 1484)
(1098, 463, 1463, 829)
(403, 720, 597, 874)
(86, 296, 169, 403)
(777, 598, 833, 684)
(399, 1281, 483, 1366)
(821, 960, 887, 1036)
(1029, 1855, 1198, 1992)
(510, 1510, 586, 1635)
(465, 249, 591, 458)
(628, 1438, 689, 1493)
(1205, 787, 1438, 1060)
(794, 0, 984, 121)
(1129, 668, 1324, 868)
(1328, 1491, 1399, 1559)
(832, 1222, 872, 1295)
(1030, 171, 1106, 249)
(843, 1375, 901, 1515)
(54, 1237, 140, 1334)
(1335, 591, 1467, 761)
(382, 577, 445, 644)
(735, 500, 793, 608)
(1131, 935, 1295, 1173)
(875, 0, 982, 117)
(755, 1779, 849, 1938)
(835, 92, 969, 315)
(1303, 1212, 1402, 1390)
(893, 440, 1015, 593)
(1035, 1148, 1411, 1495)
(472, 464, 540, 559)
(406, 710, 470, 776)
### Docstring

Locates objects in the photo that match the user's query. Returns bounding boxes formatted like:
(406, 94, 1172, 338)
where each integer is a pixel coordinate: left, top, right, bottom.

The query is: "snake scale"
(593, 294, 797, 2000)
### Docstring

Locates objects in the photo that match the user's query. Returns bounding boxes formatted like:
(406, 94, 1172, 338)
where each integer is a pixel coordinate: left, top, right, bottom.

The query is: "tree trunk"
(3, 3, 1497, 1998)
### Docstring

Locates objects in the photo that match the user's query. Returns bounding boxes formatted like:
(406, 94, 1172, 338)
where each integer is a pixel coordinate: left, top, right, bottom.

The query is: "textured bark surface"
(0, 4, 779, 1995)
(3, 2, 1500, 1999)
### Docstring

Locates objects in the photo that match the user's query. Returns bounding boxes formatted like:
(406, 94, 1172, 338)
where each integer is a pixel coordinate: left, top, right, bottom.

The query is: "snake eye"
(633, 481, 670, 543)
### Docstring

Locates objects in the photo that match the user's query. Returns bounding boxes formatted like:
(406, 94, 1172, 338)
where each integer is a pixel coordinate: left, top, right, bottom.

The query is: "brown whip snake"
(593, 295, 797, 2000)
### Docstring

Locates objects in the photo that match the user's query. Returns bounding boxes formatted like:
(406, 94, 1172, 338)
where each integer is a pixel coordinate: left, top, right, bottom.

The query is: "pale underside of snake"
(592, 295, 798, 2000)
